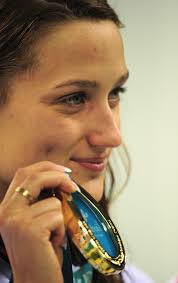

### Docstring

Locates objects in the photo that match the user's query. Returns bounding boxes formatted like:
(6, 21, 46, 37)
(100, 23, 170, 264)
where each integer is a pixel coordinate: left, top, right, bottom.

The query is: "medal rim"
(63, 189, 126, 275)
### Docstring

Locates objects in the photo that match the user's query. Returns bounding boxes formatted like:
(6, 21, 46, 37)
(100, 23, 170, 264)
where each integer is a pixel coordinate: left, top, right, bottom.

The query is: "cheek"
(38, 121, 84, 158)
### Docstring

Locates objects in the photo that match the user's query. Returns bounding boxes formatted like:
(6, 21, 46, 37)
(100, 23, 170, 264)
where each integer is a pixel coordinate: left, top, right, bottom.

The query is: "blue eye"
(58, 92, 87, 106)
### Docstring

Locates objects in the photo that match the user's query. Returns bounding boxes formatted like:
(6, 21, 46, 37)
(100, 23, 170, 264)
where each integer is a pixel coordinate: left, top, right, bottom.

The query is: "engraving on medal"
(61, 186, 126, 275)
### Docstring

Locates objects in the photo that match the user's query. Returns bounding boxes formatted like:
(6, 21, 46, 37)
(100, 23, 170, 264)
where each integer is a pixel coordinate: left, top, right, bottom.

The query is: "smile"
(71, 157, 108, 172)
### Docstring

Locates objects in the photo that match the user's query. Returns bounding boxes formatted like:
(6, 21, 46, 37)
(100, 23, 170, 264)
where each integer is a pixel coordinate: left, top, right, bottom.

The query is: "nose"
(86, 106, 122, 148)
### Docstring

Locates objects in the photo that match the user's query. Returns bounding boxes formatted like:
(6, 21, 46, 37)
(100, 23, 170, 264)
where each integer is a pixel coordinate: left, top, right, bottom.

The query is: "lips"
(71, 157, 108, 172)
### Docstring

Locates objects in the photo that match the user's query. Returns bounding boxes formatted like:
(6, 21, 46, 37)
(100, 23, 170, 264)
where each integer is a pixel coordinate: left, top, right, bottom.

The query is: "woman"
(0, 1, 154, 282)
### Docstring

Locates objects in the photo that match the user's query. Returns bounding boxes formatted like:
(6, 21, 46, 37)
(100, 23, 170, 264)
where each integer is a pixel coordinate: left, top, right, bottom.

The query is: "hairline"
(1, 18, 122, 102)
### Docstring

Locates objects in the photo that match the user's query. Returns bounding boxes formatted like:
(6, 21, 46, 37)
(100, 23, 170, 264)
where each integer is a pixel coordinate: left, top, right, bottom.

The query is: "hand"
(0, 161, 76, 283)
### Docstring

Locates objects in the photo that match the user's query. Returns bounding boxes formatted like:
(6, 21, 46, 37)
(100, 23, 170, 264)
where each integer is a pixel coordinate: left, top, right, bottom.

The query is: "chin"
(83, 186, 103, 202)
(71, 171, 104, 201)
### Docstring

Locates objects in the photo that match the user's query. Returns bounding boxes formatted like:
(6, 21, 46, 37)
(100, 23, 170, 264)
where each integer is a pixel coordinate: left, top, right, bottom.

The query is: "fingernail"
(64, 167, 72, 176)
(55, 165, 72, 174)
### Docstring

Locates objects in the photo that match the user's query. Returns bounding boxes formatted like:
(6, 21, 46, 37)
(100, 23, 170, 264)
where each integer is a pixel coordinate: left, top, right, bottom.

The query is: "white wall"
(108, 1, 178, 283)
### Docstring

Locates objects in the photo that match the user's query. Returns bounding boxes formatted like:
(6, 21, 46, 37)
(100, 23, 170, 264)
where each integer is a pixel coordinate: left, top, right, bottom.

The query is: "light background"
(108, 1, 178, 283)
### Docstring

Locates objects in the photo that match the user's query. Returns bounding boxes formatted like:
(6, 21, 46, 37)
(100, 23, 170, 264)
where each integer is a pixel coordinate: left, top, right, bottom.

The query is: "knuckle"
(15, 167, 28, 181)
(38, 161, 58, 169)
(26, 172, 39, 183)
(53, 210, 64, 222)
(52, 198, 62, 210)
(56, 212, 64, 225)
(43, 161, 56, 167)
(47, 199, 63, 215)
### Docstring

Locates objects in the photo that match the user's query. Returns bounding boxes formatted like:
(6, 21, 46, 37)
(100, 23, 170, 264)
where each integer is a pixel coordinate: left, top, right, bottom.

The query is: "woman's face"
(0, 20, 128, 201)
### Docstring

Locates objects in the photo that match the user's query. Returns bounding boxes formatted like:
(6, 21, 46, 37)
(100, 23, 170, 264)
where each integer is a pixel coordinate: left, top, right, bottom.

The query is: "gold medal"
(61, 184, 126, 275)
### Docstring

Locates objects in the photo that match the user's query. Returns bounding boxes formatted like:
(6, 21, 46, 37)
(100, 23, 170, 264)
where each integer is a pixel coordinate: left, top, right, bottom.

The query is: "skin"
(0, 20, 128, 283)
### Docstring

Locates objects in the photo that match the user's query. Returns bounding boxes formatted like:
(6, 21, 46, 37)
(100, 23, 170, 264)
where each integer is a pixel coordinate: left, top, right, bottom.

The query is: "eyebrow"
(53, 71, 129, 90)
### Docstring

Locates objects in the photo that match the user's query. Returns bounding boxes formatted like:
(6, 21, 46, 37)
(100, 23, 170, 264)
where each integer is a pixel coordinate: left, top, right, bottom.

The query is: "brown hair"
(0, 0, 122, 106)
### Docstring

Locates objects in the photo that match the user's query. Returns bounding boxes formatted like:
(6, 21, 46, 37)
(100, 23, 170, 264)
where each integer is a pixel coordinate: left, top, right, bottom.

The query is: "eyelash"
(58, 91, 87, 106)
(57, 86, 126, 106)
(109, 86, 126, 100)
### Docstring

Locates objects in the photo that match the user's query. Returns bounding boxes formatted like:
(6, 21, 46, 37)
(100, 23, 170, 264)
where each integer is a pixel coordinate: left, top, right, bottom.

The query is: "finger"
(10, 171, 76, 207)
(34, 211, 65, 247)
(54, 245, 63, 266)
(3, 161, 72, 202)
(30, 197, 62, 218)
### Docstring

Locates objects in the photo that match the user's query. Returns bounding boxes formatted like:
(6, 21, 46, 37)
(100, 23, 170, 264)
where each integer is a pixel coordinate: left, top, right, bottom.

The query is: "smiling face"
(0, 20, 128, 201)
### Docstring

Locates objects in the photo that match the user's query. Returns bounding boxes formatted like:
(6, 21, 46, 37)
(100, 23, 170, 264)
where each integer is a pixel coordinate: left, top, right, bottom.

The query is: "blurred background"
(108, 1, 178, 283)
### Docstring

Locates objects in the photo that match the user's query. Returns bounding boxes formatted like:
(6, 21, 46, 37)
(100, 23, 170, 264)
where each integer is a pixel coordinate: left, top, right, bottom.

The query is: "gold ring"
(15, 187, 36, 204)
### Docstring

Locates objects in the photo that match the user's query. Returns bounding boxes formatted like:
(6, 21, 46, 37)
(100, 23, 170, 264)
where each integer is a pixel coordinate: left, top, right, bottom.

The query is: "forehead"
(40, 20, 121, 50)
(37, 21, 124, 60)
(30, 20, 127, 88)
